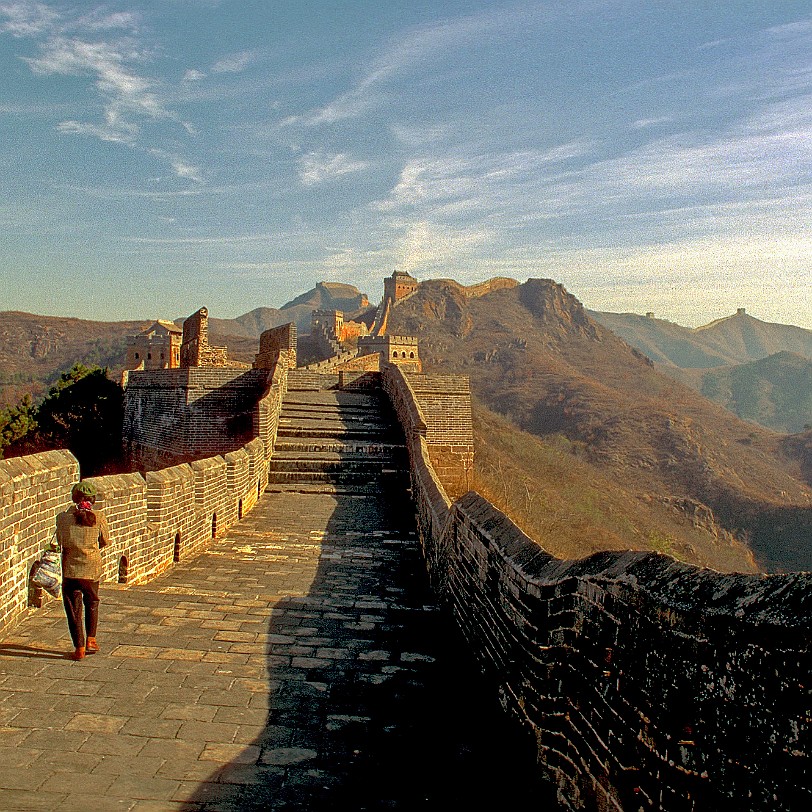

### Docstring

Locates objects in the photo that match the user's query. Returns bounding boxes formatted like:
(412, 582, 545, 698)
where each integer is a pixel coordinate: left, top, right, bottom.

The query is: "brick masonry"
(3, 349, 810, 809)
(0, 363, 288, 635)
(382, 363, 811, 811)
(397, 370, 474, 500)
(123, 367, 273, 468)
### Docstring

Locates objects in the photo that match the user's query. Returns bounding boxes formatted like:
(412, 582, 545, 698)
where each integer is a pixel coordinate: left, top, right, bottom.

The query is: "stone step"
(282, 393, 386, 410)
(285, 371, 340, 391)
(276, 424, 396, 441)
(264, 482, 394, 496)
(271, 450, 406, 466)
(273, 439, 405, 455)
(282, 401, 383, 417)
(278, 421, 395, 439)
(280, 407, 389, 423)
(268, 462, 405, 482)
(267, 469, 404, 486)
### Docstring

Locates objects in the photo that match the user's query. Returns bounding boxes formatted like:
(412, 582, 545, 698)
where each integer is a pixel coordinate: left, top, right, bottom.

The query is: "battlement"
(357, 334, 421, 372)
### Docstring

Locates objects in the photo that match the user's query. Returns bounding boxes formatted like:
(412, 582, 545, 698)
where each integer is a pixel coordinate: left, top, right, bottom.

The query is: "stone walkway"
(0, 486, 554, 811)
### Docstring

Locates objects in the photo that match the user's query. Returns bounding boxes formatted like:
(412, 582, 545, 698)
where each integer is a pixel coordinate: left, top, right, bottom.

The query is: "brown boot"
(69, 647, 85, 660)
(86, 638, 99, 654)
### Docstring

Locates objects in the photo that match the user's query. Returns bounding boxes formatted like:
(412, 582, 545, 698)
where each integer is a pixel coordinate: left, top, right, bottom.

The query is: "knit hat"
(71, 481, 97, 501)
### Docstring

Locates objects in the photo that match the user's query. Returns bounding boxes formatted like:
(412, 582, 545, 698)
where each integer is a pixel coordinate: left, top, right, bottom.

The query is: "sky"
(0, 1, 810, 328)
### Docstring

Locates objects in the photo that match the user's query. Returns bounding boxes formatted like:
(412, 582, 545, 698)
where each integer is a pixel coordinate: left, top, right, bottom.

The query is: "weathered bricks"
(382, 362, 811, 811)
(0, 365, 290, 634)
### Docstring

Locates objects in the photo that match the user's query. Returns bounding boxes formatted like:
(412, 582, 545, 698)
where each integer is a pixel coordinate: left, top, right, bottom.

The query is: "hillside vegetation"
(591, 309, 812, 433)
(389, 279, 812, 573)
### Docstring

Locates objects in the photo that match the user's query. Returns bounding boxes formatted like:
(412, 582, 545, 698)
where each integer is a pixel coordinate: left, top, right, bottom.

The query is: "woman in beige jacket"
(55, 481, 110, 660)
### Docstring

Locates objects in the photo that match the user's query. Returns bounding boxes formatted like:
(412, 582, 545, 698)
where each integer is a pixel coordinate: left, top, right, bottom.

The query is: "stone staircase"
(268, 375, 408, 495)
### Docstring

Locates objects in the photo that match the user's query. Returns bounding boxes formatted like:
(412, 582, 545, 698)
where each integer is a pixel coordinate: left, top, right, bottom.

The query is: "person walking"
(56, 481, 110, 660)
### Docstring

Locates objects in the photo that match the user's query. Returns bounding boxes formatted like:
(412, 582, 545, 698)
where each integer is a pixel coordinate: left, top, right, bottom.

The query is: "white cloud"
(0, 1, 58, 37)
(395, 220, 491, 274)
(374, 143, 590, 213)
(212, 51, 255, 74)
(27, 37, 165, 119)
(183, 68, 205, 83)
(4, 6, 201, 178)
(631, 116, 674, 129)
(171, 160, 204, 184)
(297, 152, 369, 186)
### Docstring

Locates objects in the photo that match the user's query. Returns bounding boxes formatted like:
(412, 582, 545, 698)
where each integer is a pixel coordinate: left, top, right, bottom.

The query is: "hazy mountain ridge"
(590, 309, 812, 433)
(388, 279, 812, 573)
(196, 282, 371, 338)
(589, 309, 812, 368)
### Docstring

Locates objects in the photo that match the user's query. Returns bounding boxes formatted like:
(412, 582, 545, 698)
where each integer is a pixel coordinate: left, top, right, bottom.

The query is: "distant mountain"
(191, 281, 372, 338)
(388, 279, 812, 573)
(589, 308, 812, 368)
(590, 309, 812, 433)
(669, 352, 812, 434)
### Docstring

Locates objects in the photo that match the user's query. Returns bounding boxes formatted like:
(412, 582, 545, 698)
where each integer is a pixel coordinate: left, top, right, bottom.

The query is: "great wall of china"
(1, 272, 809, 810)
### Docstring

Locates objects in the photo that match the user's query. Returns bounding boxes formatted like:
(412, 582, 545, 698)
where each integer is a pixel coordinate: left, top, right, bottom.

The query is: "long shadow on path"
(183, 480, 556, 811)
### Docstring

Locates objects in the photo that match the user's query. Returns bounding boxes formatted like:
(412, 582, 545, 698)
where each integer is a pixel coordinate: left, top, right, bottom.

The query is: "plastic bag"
(32, 541, 62, 598)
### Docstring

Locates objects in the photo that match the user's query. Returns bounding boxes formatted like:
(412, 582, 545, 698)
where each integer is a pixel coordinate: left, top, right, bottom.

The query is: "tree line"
(0, 363, 125, 476)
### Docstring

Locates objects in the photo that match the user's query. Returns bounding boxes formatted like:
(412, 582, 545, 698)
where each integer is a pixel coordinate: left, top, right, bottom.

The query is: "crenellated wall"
(0, 363, 287, 634)
(381, 363, 811, 812)
(123, 367, 272, 469)
(386, 370, 473, 500)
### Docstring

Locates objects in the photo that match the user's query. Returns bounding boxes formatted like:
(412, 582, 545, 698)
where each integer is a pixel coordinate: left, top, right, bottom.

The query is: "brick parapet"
(421, 485, 812, 809)
(0, 364, 289, 634)
(382, 363, 810, 809)
(0, 450, 78, 630)
(385, 369, 473, 498)
(124, 368, 272, 465)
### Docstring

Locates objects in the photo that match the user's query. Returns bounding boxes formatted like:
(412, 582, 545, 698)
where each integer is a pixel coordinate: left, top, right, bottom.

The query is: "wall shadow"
(183, 475, 557, 810)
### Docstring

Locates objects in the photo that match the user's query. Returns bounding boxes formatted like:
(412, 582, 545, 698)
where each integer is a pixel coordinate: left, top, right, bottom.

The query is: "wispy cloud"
(170, 160, 204, 184)
(297, 151, 369, 186)
(212, 50, 255, 74)
(0, 1, 58, 37)
(395, 220, 491, 274)
(282, 4, 544, 128)
(2, 1, 199, 178)
(373, 143, 591, 214)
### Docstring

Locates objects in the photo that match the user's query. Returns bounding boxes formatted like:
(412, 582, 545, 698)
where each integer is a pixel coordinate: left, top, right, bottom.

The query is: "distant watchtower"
(125, 320, 182, 370)
(383, 270, 418, 304)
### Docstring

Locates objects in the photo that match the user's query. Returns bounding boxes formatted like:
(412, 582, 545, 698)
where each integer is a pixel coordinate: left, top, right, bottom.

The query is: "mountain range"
(2, 277, 811, 574)
(387, 279, 812, 573)
(589, 308, 812, 433)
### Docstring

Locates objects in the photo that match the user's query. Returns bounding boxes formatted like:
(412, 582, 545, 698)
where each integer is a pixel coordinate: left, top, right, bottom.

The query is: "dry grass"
(472, 401, 758, 572)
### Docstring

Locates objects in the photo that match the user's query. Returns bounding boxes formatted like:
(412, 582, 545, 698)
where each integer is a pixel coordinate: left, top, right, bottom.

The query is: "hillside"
(388, 279, 812, 573)
(0, 311, 256, 408)
(668, 352, 812, 434)
(589, 308, 812, 368)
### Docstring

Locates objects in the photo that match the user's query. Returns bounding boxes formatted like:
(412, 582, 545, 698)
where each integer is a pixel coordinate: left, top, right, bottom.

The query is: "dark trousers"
(62, 578, 100, 649)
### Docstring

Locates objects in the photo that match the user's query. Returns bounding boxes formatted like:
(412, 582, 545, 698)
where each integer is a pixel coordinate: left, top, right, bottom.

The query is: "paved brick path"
(0, 486, 554, 811)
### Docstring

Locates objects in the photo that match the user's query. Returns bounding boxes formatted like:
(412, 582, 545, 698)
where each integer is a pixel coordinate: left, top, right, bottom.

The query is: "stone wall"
(382, 364, 811, 811)
(401, 371, 473, 500)
(255, 323, 297, 370)
(0, 364, 287, 634)
(124, 367, 272, 469)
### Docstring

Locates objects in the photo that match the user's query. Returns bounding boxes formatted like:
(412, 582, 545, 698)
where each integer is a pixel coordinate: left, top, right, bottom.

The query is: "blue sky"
(1, 1, 810, 327)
